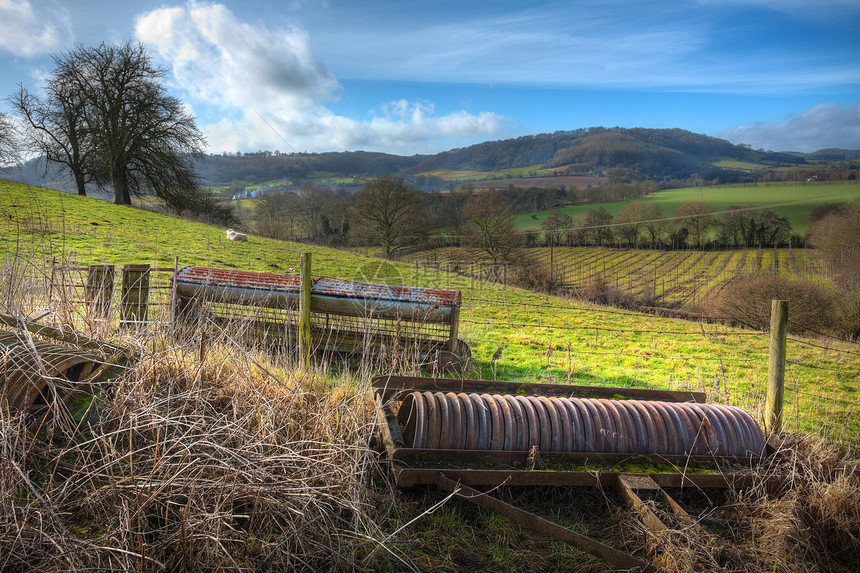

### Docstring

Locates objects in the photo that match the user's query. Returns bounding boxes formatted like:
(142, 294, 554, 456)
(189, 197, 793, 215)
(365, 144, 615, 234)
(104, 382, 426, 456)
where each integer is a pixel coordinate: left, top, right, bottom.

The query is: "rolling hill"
(10, 127, 858, 194)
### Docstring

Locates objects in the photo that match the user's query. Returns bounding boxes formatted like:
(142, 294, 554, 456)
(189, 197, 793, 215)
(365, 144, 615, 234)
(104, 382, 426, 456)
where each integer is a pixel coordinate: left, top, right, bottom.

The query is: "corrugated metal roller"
(397, 391, 765, 457)
(0, 330, 103, 415)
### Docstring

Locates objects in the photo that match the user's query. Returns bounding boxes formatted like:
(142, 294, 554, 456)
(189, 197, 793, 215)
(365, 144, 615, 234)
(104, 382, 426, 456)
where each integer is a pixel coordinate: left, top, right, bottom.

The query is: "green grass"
(2, 181, 858, 444)
(418, 164, 551, 182)
(517, 181, 860, 236)
(710, 157, 813, 171)
(245, 179, 288, 189)
(711, 158, 770, 171)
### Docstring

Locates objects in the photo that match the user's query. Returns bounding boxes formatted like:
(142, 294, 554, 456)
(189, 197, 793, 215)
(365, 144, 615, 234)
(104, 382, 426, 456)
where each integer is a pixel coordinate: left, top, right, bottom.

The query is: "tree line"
(252, 173, 808, 262)
(537, 200, 797, 250)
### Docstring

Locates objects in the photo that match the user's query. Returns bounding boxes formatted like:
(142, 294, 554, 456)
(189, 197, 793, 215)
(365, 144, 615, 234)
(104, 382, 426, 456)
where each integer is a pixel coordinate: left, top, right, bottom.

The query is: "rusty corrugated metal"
(397, 391, 765, 457)
(174, 266, 461, 307)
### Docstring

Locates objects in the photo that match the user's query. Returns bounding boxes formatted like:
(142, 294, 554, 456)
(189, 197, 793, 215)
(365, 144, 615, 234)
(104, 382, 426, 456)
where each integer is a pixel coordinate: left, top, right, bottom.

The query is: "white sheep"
(226, 229, 248, 242)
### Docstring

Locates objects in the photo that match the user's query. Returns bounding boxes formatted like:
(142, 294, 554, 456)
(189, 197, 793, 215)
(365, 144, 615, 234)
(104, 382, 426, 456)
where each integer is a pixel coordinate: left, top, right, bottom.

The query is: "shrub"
(833, 288, 860, 340)
(577, 276, 636, 309)
(510, 254, 558, 293)
(702, 276, 835, 333)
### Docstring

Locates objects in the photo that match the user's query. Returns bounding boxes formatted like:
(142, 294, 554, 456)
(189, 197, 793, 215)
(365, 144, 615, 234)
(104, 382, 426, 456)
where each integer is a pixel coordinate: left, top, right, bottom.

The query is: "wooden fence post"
(169, 256, 179, 335)
(121, 264, 151, 327)
(765, 299, 788, 434)
(299, 252, 312, 367)
(86, 264, 115, 318)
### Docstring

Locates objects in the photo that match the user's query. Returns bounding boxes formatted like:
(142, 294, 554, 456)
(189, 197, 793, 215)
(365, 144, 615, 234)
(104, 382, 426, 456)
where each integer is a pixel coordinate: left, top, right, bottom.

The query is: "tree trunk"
(74, 171, 87, 196)
(112, 170, 131, 205)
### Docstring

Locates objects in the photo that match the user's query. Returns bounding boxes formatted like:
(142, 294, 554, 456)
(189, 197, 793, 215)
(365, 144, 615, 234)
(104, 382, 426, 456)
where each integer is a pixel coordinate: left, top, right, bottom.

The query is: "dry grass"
(638, 434, 860, 573)
(3, 250, 860, 572)
(0, 330, 392, 571)
(0, 252, 402, 572)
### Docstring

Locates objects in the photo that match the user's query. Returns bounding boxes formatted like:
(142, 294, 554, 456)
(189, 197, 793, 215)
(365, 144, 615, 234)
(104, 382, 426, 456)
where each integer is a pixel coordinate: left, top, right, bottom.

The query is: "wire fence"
(458, 293, 860, 445)
(4, 259, 857, 445)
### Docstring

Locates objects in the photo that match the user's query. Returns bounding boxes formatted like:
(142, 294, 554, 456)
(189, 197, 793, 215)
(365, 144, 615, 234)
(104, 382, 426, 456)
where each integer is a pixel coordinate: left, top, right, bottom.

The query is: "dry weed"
(0, 329, 395, 572)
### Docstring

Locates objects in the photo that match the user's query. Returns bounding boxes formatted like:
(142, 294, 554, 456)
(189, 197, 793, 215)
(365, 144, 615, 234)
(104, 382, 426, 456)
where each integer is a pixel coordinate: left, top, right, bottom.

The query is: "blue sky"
(0, 0, 858, 155)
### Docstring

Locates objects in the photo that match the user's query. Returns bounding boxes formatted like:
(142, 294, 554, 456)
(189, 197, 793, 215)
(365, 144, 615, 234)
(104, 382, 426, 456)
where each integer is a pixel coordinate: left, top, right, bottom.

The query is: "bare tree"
(10, 78, 93, 195)
(640, 203, 667, 247)
(540, 209, 573, 245)
(348, 176, 426, 258)
(583, 207, 614, 246)
(720, 205, 756, 247)
(615, 201, 645, 249)
(51, 41, 205, 206)
(0, 112, 19, 169)
(676, 200, 717, 248)
(809, 201, 860, 287)
(256, 190, 302, 241)
(809, 201, 860, 338)
(463, 190, 523, 263)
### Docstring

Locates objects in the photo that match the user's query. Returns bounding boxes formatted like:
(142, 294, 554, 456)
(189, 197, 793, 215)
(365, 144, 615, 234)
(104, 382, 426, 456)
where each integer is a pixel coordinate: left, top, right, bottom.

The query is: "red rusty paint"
(173, 266, 460, 307)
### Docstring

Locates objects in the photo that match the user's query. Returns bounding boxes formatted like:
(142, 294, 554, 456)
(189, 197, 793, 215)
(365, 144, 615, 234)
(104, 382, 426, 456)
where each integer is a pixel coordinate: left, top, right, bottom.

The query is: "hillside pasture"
(2, 182, 860, 571)
(517, 181, 860, 236)
(1, 182, 856, 444)
(416, 164, 550, 182)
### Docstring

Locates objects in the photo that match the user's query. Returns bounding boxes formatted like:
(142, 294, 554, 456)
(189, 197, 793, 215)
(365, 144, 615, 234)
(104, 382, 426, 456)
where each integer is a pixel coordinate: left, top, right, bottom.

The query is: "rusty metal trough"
(374, 375, 773, 572)
(172, 266, 468, 371)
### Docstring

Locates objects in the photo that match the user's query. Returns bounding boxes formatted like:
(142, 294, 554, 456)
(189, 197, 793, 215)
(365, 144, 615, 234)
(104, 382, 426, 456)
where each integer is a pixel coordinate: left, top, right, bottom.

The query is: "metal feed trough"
(172, 266, 468, 371)
(373, 375, 773, 572)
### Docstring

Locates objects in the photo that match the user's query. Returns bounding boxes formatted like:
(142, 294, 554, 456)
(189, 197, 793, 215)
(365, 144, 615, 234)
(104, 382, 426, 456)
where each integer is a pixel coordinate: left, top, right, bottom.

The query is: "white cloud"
(0, 0, 72, 56)
(719, 103, 860, 152)
(135, 3, 508, 154)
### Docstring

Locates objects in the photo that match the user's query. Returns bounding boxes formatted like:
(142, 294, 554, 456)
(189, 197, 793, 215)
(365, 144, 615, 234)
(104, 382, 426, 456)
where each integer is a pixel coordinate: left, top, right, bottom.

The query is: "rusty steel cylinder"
(397, 391, 765, 457)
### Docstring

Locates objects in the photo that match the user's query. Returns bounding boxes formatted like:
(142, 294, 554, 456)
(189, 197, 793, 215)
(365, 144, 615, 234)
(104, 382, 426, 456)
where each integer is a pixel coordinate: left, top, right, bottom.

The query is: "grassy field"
(516, 181, 860, 236)
(2, 181, 857, 443)
(417, 164, 551, 181)
(2, 182, 859, 571)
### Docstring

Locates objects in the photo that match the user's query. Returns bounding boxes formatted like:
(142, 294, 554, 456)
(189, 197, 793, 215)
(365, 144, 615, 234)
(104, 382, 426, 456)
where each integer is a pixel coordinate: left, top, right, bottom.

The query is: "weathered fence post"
(169, 256, 179, 335)
(86, 264, 115, 318)
(121, 264, 150, 327)
(765, 299, 788, 434)
(299, 252, 312, 367)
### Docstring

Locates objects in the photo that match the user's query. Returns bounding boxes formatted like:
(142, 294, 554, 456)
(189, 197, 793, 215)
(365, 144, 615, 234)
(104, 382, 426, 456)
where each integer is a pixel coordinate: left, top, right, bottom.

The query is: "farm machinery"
(373, 375, 772, 572)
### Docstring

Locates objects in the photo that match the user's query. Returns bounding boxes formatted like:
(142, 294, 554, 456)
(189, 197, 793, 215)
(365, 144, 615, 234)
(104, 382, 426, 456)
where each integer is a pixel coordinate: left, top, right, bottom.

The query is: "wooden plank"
(614, 474, 667, 533)
(121, 264, 150, 326)
(435, 473, 663, 573)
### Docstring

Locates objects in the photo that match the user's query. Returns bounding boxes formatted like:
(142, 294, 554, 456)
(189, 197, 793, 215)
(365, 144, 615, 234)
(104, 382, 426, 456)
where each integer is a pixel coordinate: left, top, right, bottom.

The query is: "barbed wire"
(786, 359, 859, 374)
(786, 335, 860, 357)
(788, 388, 860, 407)
(786, 322, 860, 347)
(462, 317, 764, 338)
(562, 346, 760, 364)
(465, 295, 768, 329)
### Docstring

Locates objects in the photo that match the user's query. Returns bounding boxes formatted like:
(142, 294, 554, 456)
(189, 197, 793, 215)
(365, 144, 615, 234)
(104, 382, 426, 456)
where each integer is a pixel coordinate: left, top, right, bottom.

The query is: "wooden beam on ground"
(613, 474, 668, 534)
(435, 473, 664, 573)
